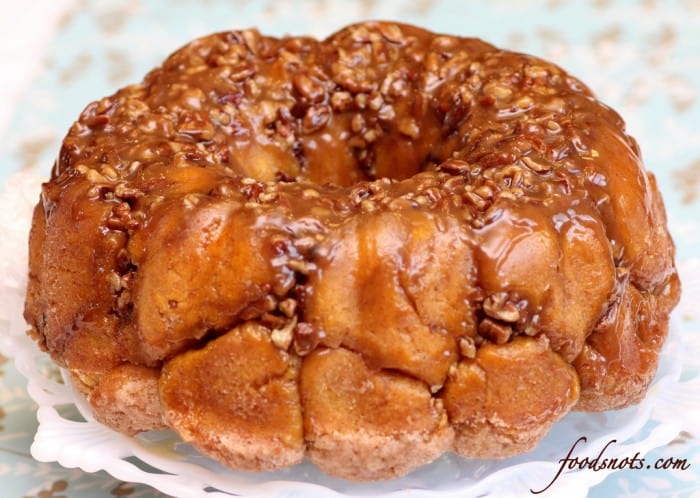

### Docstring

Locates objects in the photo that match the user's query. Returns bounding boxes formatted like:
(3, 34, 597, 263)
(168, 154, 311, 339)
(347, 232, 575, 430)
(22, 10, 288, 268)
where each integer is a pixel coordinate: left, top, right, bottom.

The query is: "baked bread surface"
(24, 21, 680, 481)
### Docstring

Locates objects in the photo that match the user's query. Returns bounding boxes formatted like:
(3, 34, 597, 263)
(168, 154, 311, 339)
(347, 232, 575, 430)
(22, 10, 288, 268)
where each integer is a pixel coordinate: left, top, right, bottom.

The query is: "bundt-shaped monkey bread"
(24, 21, 680, 481)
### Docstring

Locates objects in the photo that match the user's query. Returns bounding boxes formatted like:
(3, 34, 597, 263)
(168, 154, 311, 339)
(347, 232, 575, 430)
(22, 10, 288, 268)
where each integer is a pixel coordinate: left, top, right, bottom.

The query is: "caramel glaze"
(25, 22, 680, 480)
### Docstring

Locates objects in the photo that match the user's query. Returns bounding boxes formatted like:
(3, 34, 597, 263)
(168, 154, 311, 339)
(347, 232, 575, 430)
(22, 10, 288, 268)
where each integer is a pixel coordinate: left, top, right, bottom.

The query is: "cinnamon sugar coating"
(24, 21, 680, 481)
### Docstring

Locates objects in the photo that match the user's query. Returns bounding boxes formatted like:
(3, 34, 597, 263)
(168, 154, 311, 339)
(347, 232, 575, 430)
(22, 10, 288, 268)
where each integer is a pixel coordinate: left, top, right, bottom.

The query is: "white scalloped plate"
(1, 171, 699, 498)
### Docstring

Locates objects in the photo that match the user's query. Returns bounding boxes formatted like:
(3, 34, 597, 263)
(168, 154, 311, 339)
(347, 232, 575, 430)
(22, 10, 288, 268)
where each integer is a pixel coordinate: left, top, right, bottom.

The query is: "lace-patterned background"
(0, 0, 698, 496)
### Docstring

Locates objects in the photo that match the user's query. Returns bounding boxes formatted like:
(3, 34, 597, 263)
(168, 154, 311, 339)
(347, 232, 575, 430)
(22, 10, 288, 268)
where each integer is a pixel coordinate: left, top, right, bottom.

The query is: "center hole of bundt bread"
(215, 25, 467, 186)
(237, 93, 449, 187)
